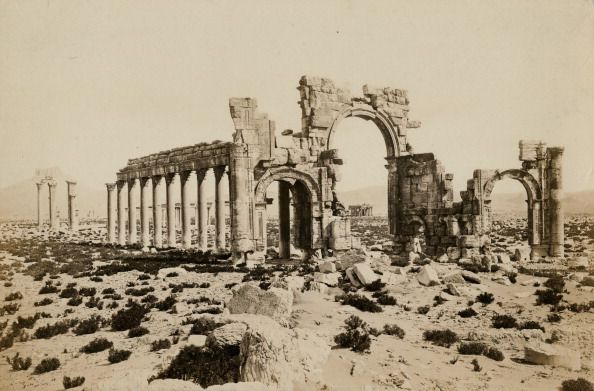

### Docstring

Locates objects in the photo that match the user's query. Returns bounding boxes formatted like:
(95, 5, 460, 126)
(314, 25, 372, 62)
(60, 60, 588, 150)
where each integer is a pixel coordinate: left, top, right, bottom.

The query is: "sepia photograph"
(0, 1, 593, 390)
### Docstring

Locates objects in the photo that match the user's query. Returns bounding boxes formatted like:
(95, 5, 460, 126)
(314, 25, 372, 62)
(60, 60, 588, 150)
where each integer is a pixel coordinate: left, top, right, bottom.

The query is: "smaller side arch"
(254, 167, 321, 205)
(482, 169, 541, 202)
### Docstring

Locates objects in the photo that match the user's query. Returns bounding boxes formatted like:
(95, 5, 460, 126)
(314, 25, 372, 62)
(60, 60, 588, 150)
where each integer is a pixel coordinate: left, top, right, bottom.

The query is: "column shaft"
(166, 174, 178, 247)
(127, 179, 138, 245)
(214, 166, 226, 251)
(197, 170, 208, 251)
(117, 181, 127, 245)
(48, 182, 58, 230)
(106, 183, 116, 243)
(152, 176, 163, 248)
(180, 171, 193, 249)
(548, 147, 564, 257)
(36, 183, 43, 229)
(66, 181, 78, 231)
(140, 178, 150, 248)
(278, 181, 291, 259)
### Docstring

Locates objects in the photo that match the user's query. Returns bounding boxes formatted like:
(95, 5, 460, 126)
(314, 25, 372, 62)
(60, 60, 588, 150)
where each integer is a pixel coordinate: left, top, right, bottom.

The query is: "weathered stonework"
(109, 76, 563, 261)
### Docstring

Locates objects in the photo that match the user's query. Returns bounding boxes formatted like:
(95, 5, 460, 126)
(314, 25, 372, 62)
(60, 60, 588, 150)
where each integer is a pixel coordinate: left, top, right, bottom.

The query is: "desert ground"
(0, 215, 593, 391)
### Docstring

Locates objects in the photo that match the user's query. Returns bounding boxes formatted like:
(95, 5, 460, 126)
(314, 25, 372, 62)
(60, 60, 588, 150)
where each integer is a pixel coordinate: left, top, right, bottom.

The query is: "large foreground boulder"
(417, 265, 440, 286)
(156, 314, 329, 391)
(227, 284, 293, 325)
(352, 263, 379, 285)
(524, 342, 581, 371)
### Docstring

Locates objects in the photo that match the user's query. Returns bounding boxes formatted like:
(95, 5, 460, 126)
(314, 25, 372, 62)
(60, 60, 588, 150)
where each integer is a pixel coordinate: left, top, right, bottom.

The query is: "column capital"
(36, 182, 44, 190)
(195, 168, 208, 183)
(165, 172, 179, 184)
(180, 170, 194, 182)
(213, 165, 226, 180)
(139, 177, 151, 186)
(47, 180, 57, 188)
(127, 177, 139, 187)
(66, 180, 77, 185)
(105, 183, 116, 191)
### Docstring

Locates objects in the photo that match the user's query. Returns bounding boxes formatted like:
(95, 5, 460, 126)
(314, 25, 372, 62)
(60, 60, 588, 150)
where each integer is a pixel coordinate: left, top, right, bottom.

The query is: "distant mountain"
(338, 185, 594, 216)
(1, 175, 592, 220)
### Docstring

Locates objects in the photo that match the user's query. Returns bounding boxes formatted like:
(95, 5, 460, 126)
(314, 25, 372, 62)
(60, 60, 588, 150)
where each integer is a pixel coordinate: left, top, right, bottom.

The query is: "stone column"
(66, 181, 78, 231)
(548, 147, 564, 257)
(196, 169, 208, 251)
(36, 182, 43, 229)
(117, 180, 127, 245)
(278, 181, 291, 259)
(229, 144, 253, 258)
(180, 171, 193, 249)
(386, 158, 398, 235)
(106, 183, 116, 243)
(152, 176, 164, 248)
(139, 178, 151, 248)
(165, 173, 178, 248)
(48, 180, 58, 230)
(127, 178, 139, 245)
(214, 166, 226, 251)
(255, 204, 267, 252)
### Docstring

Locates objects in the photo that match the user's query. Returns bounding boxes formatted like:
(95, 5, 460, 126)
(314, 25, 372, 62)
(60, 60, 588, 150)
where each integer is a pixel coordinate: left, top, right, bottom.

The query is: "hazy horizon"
(1, 1, 593, 197)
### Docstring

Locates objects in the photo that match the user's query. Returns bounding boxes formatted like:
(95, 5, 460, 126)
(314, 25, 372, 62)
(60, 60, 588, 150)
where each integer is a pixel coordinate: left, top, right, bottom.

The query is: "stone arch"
(325, 104, 401, 159)
(483, 169, 541, 202)
(481, 169, 543, 247)
(254, 167, 321, 205)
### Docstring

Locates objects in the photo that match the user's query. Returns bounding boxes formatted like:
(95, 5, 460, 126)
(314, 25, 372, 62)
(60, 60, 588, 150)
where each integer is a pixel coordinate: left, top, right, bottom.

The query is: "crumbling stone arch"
(481, 169, 543, 248)
(326, 105, 401, 159)
(254, 167, 321, 205)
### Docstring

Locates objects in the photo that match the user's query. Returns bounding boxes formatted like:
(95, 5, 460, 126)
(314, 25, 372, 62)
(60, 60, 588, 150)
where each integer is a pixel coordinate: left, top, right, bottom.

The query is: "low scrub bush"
(335, 294, 382, 313)
(78, 287, 96, 297)
(39, 284, 59, 294)
(111, 303, 149, 331)
(518, 320, 545, 332)
(128, 326, 149, 338)
(63, 375, 85, 389)
(33, 357, 60, 374)
(12, 314, 41, 331)
(67, 296, 82, 306)
(5, 291, 23, 301)
(107, 348, 132, 364)
(34, 320, 75, 339)
(125, 287, 155, 297)
(154, 295, 176, 311)
(458, 307, 478, 318)
(6, 352, 32, 370)
(59, 287, 78, 299)
(365, 279, 386, 292)
(383, 324, 405, 339)
(73, 315, 103, 336)
(491, 314, 518, 329)
(188, 317, 225, 335)
(150, 339, 171, 351)
(372, 291, 397, 305)
(0, 303, 20, 316)
(458, 342, 504, 361)
(102, 288, 115, 295)
(476, 292, 495, 305)
(535, 289, 563, 306)
(80, 337, 113, 353)
(34, 298, 53, 307)
(423, 329, 459, 347)
(544, 275, 565, 293)
(417, 305, 430, 315)
(334, 315, 375, 352)
(561, 378, 594, 391)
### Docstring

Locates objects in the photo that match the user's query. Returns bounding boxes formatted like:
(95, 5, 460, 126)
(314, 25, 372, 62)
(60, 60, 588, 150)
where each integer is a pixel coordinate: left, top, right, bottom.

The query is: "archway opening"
(486, 178, 530, 253)
(329, 116, 391, 247)
(259, 179, 312, 260)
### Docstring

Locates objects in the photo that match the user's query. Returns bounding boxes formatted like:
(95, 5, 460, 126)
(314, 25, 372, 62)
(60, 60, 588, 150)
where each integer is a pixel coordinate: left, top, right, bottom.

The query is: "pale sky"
(1, 0, 593, 195)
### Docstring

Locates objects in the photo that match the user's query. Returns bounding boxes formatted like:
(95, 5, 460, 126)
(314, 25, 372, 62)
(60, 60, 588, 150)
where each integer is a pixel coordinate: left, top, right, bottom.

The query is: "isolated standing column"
(140, 178, 151, 248)
(548, 147, 565, 257)
(214, 166, 226, 251)
(106, 183, 116, 243)
(48, 180, 58, 230)
(152, 176, 163, 248)
(165, 173, 178, 248)
(117, 180, 127, 245)
(66, 181, 78, 231)
(36, 182, 43, 229)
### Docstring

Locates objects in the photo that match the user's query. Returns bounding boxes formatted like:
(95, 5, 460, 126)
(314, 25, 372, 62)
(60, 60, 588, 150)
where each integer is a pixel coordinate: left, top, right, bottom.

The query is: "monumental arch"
(108, 76, 564, 261)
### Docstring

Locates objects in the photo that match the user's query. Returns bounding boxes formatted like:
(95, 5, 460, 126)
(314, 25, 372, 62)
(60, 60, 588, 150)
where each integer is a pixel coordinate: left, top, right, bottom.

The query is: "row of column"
(106, 167, 228, 250)
(36, 180, 78, 231)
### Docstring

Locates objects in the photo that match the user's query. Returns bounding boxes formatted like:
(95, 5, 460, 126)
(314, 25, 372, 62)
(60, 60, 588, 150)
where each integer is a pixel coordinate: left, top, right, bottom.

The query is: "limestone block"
(446, 246, 461, 261)
(318, 260, 336, 273)
(441, 272, 466, 284)
(515, 247, 531, 262)
(417, 265, 440, 286)
(568, 256, 589, 269)
(461, 270, 481, 284)
(345, 268, 362, 287)
(187, 334, 207, 347)
(461, 247, 481, 258)
(313, 272, 339, 287)
(353, 263, 379, 286)
(437, 253, 449, 263)
(446, 283, 461, 296)
(497, 253, 511, 264)
(308, 281, 329, 295)
(351, 237, 362, 249)
(524, 342, 581, 371)
(380, 271, 406, 285)
(227, 284, 293, 325)
(458, 235, 480, 248)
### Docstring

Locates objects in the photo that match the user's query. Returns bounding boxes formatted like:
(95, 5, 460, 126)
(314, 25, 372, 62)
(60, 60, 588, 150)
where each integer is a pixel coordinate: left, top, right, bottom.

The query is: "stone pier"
(127, 178, 138, 245)
(278, 181, 291, 259)
(66, 180, 78, 231)
(106, 183, 116, 243)
(196, 169, 208, 251)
